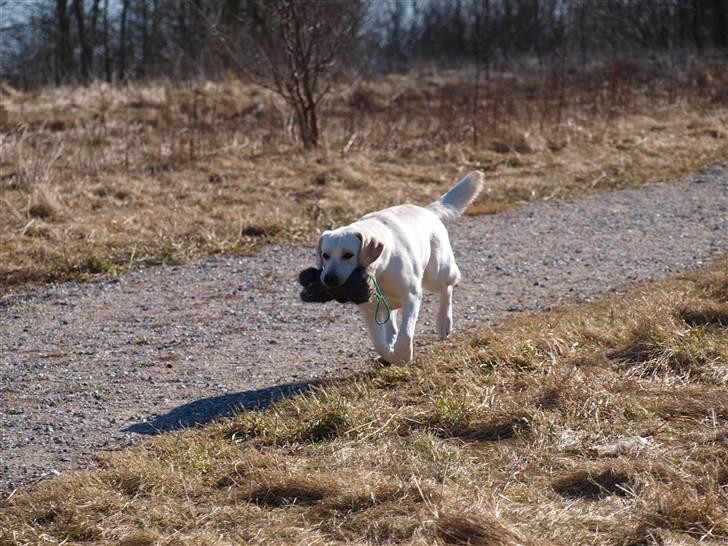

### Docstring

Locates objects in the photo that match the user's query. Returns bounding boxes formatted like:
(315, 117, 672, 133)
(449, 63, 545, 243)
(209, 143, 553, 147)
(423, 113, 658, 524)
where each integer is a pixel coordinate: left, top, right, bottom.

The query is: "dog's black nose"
(323, 273, 338, 287)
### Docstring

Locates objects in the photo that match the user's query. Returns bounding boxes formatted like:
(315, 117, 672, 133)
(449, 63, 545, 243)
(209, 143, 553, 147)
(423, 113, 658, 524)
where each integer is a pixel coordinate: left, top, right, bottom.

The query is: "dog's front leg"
(361, 308, 396, 362)
(392, 291, 422, 363)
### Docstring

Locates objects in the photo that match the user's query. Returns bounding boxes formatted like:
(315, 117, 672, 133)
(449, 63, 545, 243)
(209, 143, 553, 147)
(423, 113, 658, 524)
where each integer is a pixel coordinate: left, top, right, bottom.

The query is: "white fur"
(316, 171, 484, 363)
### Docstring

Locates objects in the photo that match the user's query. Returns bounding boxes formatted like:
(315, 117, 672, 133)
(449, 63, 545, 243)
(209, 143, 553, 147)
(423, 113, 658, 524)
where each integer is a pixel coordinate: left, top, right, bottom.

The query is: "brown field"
(1, 61, 728, 291)
(2, 257, 726, 544)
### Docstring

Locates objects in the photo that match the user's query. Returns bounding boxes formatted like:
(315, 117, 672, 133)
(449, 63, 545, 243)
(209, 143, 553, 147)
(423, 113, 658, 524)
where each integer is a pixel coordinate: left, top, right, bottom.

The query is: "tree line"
(2, 0, 727, 89)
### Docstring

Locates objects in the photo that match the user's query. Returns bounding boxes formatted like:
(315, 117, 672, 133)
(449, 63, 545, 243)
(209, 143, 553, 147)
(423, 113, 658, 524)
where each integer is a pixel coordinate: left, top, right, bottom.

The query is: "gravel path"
(1, 164, 727, 493)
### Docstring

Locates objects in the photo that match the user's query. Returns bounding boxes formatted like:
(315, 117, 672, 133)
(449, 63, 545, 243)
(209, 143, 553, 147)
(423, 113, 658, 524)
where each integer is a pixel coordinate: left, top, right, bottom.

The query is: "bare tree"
(89, 0, 102, 71)
(471, 0, 485, 146)
(246, 0, 366, 149)
(72, 0, 91, 83)
(55, 0, 73, 84)
(102, 0, 111, 82)
(713, 0, 728, 50)
(119, 0, 130, 80)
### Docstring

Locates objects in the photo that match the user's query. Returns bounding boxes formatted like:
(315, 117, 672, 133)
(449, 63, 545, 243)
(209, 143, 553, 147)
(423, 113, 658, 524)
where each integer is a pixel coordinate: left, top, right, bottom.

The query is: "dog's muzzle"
(322, 273, 339, 288)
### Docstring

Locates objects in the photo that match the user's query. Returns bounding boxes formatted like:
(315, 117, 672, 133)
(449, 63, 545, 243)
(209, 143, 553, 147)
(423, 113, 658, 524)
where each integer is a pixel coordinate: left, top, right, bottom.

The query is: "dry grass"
(2, 258, 726, 545)
(2, 62, 728, 291)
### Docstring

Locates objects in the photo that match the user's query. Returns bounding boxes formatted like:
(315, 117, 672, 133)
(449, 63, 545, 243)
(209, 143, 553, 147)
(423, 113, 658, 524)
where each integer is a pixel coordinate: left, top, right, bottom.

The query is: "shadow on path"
(125, 380, 319, 435)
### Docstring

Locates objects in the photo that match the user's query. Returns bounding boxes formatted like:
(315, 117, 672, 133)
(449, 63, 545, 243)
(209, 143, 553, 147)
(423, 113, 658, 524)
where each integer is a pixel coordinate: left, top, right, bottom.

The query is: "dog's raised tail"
(427, 171, 484, 221)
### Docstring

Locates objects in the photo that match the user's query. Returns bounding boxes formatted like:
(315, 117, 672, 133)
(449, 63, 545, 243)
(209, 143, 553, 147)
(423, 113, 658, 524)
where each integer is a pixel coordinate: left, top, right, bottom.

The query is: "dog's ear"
(355, 231, 384, 268)
(315, 231, 332, 268)
(315, 235, 324, 269)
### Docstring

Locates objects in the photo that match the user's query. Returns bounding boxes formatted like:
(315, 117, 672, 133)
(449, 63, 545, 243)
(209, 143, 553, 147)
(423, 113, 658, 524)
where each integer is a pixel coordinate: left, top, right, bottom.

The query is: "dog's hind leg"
(436, 284, 453, 340)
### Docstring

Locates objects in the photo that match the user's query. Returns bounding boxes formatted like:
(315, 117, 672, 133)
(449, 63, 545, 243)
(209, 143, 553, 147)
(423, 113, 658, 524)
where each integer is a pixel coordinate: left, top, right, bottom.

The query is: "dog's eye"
(322, 253, 330, 260)
(343, 252, 354, 259)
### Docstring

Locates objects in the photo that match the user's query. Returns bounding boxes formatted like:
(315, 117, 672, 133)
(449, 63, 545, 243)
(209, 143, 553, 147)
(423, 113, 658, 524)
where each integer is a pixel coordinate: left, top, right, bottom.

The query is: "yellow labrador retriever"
(316, 172, 483, 363)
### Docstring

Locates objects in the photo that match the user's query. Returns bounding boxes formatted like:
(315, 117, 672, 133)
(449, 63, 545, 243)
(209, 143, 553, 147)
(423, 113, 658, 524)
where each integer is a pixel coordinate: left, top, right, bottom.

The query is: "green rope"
(369, 274, 391, 325)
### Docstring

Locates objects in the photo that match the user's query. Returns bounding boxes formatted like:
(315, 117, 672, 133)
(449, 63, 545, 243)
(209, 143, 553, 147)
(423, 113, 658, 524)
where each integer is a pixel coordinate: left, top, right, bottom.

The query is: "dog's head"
(316, 228, 383, 288)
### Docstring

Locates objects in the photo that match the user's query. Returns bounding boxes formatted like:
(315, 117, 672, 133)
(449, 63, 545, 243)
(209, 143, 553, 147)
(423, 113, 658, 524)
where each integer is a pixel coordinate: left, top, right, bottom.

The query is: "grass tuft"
(552, 466, 635, 500)
(299, 404, 353, 443)
(81, 254, 116, 275)
(117, 529, 161, 546)
(60, 522, 103, 542)
(644, 484, 728, 537)
(27, 187, 61, 219)
(449, 413, 531, 442)
(609, 314, 724, 383)
(322, 482, 427, 513)
(435, 509, 531, 546)
(679, 301, 728, 327)
(145, 241, 185, 267)
(106, 471, 144, 497)
(240, 475, 337, 507)
(372, 365, 413, 388)
(241, 224, 284, 239)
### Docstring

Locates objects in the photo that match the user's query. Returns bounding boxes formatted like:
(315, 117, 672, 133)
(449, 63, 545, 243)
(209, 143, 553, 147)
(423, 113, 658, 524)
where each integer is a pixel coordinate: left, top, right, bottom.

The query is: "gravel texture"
(1, 164, 727, 493)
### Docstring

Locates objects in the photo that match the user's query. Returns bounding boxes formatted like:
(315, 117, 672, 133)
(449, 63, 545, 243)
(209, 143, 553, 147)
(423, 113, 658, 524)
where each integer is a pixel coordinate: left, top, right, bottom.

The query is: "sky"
(1, 0, 45, 28)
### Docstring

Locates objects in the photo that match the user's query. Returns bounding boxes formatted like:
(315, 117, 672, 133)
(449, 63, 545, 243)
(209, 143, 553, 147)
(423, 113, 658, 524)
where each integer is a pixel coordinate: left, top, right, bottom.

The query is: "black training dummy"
(299, 267, 372, 304)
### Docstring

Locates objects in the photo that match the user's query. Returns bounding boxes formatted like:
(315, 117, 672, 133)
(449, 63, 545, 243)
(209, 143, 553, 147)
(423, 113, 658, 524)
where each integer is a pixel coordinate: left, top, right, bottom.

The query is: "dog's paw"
(390, 352, 412, 365)
(391, 339, 413, 364)
(436, 316, 452, 340)
(375, 345, 397, 364)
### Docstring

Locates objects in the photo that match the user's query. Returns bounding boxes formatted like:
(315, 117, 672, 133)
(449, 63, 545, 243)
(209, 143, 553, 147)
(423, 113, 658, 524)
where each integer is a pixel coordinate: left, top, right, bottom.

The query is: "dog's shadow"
(124, 381, 318, 435)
